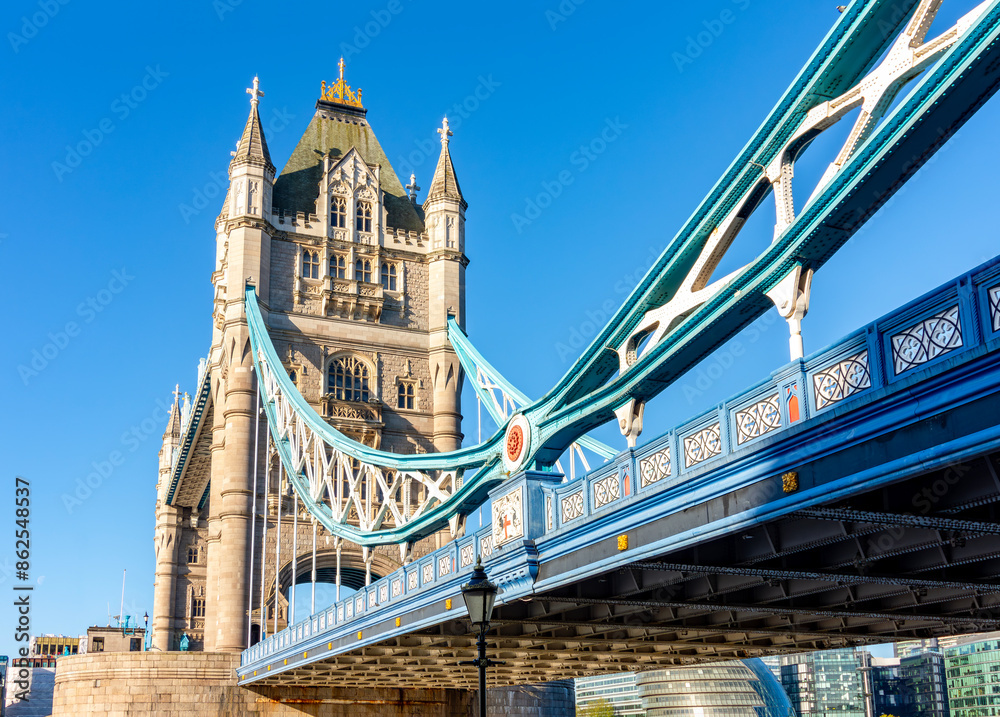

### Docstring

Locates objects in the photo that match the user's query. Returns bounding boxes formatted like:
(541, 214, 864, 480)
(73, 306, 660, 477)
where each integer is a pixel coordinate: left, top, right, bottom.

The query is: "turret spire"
(425, 117, 465, 209)
(231, 76, 273, 171)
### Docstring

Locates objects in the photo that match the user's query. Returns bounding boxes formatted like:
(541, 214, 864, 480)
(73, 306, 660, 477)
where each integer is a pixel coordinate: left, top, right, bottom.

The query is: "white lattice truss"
(474, 364, 593, 477)
(259, 349, 463, 535)
(614, 0, 989, 379)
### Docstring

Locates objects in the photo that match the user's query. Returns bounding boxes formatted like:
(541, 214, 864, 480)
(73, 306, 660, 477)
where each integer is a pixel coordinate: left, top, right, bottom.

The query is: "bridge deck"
(239, 257, 1000, 689)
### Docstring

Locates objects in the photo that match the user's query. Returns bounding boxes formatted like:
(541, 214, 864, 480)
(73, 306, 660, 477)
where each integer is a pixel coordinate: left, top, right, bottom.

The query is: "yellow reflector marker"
(617, 534, 628, 551)
(357, 631, 363, 640)
(395, 617, 401, 627)
(445, 598, 452, 610)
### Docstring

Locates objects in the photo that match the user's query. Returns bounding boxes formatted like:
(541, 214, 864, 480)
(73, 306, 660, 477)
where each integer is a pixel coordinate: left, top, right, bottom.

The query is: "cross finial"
(246, 76, 264, 108)
(338, 57, 345, 81)
(406, 173, 421, 202)
(438, 117, 453, 146)
(172, 384, 181, 404)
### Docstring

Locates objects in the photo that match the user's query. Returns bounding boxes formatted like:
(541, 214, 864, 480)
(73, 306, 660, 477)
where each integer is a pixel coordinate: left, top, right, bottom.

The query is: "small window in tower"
(331, 196, 347, 229)
(397, 382, 414, 410)
(192, 598, 206, 618)
(288, 369, 297, 387)
(186, 547, 199, 564)
(331, 254, 346, 280)
(355, 259, 372, 283)
(92, 638, 105, 652)
(302, 250, 319, 279)
(356, 201, 373, 233)
(381, 263, 397, 291)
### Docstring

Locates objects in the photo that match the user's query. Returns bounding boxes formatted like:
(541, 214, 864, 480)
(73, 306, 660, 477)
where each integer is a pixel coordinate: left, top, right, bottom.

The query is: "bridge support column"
(152, 503, 183, 651)
(215, 333, 256, 652)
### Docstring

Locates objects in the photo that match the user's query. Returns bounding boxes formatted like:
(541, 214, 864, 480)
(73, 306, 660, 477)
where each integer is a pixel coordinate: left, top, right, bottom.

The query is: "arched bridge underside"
(240, 258, 1000, 689)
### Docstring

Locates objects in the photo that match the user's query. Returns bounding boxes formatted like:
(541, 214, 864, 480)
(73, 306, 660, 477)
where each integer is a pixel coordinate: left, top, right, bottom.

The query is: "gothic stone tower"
(152, 68, 467, 653)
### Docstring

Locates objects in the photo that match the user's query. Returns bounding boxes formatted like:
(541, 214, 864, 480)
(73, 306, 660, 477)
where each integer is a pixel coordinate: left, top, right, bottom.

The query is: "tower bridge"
(48, 0, 1000, 714)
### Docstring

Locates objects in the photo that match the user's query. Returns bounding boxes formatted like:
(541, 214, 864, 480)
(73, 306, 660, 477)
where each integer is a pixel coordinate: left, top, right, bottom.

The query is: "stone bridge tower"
(152, 67, 468, 654)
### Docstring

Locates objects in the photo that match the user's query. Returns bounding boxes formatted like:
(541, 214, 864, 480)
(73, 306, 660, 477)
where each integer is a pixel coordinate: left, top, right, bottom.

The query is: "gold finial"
(320, 58, 364, 108)
(246, 76, 264, 108)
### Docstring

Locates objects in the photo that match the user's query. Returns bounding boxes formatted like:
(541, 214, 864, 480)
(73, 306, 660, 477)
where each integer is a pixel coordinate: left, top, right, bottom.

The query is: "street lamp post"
(460, 558, 500, 717)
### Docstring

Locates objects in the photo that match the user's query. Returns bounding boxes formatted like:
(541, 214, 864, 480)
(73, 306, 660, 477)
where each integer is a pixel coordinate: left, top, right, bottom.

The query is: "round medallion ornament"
(502, 414, 531, 474)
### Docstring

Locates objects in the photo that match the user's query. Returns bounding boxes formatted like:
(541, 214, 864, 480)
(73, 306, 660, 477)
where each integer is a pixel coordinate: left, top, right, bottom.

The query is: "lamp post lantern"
(460, 557, 500, 717)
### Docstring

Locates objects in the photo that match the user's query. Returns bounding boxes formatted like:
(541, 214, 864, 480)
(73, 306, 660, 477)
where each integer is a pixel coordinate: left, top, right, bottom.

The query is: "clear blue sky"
(2, 0, 997, 662)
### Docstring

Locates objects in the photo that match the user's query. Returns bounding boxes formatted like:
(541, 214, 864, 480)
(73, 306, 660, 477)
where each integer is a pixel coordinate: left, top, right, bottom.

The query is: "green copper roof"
(273, 105, 423, 232)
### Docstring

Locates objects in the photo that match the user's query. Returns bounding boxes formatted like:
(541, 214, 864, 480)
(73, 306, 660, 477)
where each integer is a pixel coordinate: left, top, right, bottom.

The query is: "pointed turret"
(423, 117, 468, 451)
(424, 117, 467, 209)
(231, 77, 274, 171)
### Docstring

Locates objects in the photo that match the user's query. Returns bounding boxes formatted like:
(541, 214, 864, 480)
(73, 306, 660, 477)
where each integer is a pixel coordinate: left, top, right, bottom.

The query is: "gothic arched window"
(356, 201, 372, 233)
(328, 355, 371, 402)
(330, 254, 346, 279)
(397, 382, 414, 410)
(331, 196, 347, 228)
(381, 263, 397, 291)
(355, 259, 372, 283)
(302, 250, 319, 279)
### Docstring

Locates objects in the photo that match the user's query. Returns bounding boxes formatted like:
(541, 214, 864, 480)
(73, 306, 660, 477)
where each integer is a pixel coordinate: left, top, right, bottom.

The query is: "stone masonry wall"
(51, 652, 574, 717)
(51, 652, 472, 716)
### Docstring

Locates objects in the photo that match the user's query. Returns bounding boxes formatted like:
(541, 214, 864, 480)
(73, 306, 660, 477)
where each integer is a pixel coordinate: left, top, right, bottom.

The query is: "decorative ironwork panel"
(422, 563, 433, 584)
(891, 305, 963, 374)
(492, 487, 524, 547)
(546, 494, 553, 531)
(407, 571, 418, 591)
(734, 395, 782, 445)
(438, 555, 451, 577)
(990, 285, 1000, 332)
(391, 579, 402, 598)
(337, 605, 344, 621)
(813, 350, 871, 409)
(345, 602, 353, 619)
(639, 447, 671, 488)
(593, 472, 621, 509)
(460, 543, 475, 568)
(368, 592, 376, 608)
(480, 535, 493, 558)
(683, 423, 722, 468)
(561, 492, 584, 523)
(379, 584, 388, 603)
(356, 596, 365, 613)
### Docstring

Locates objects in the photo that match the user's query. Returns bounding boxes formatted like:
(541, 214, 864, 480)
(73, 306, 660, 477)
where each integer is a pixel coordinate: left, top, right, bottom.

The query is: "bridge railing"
(543, 259, 1000, 536)
(243, 523, 495, 667)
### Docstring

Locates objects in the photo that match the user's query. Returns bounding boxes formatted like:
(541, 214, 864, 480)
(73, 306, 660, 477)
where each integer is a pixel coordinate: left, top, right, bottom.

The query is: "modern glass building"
(780, 648, 865, 717)
(636, 658, 794, 717)
(860, 655, 906, 717)
(944, 632, 1000, 717)
(575, 672, 643, 716)
(900, 651, 950, 717)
